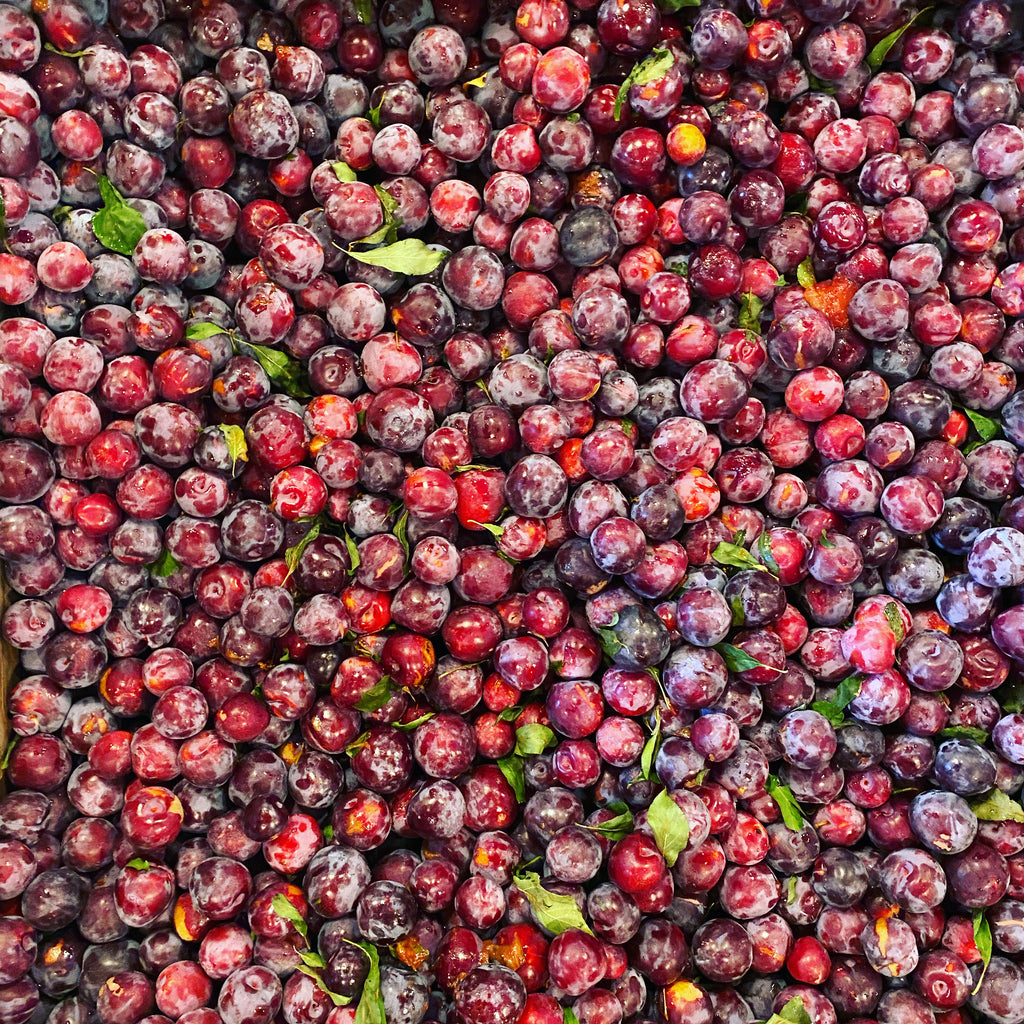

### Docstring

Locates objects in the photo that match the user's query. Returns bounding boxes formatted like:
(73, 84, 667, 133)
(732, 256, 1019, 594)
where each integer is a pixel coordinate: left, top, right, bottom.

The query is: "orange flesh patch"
(803, 275, 858, 329)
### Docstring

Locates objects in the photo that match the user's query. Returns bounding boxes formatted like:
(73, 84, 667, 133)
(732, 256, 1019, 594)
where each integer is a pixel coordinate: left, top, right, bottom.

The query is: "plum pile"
(4, 1, 1024, 1024)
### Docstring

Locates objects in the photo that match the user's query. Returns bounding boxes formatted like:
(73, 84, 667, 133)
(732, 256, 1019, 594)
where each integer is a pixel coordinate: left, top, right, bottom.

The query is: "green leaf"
(514, 871, 593, 935)
(596, 625, 625, 661)
(963, 408, 1002, 443)
(368, 102, 381, 129)
(284, 520, 321, 581)
(811, 701, 845, 727)
(43, 42, 93, 56)
(234, 340, 311, 400)
(332, 161, 357, 182)
(394, 713, 435, 731)
(973, 909, 992, 994)
(516, 724, 556, 756)
(765, 997, 812, 1024)
(298, 950, 326, 969)
(125, 858, 151, 870)
(738, 292, 763, 334)
(834, 674, 862, 709)
(271, 893, 308, 941)
(91, 174, 147, 256)
(818, 529, 836, 549)
(883, 602, 905, 643)
(497, 706, 523, 723)
(614, 48, 674, 120)
(641, 707, 660, 781)
(564, 1009, 580, 1024)
(582, 808, 634, 840)
(217, 424, 248, 473)
(344, 531, 360, 571)
(866, 8, 931, 71)
(497, 754, 526, 802)
(648, 789, 690, 868)
(353, 0, 373, 25)
(393, 507, 410, 564)
(353, 675, 396, 713)
(939, 726, 989, 744)
(767, 776, 808, 832)
(322, 824, 334, 842)
(0, 738, 15, 771)
(715, 643, 770, 673)
(469, 519, 504, 538)
(971, 788, 1024, 823)
(185, 321, 229, 341)
(1001, 679, 1024, 714)
(787, 876, 799, 905)
(796, 257, 816, 289)
(757, 532, 779, 575)
(348, 941, 385, 1024)
(345, 237, 445, 275)
(148, 549, 182, 578)
(806, 72, 838, 96)
(355, 186, 402, 245)
(711, 540, 765, 572)
(294, 964, 351, 1007)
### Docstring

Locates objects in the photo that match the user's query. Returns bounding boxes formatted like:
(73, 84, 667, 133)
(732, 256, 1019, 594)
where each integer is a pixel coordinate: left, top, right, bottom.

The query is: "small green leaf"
(43, 42, 93, 56)
(811, 701, 845, 727)
(757, 532, 779, 575)
(596, 626, 625, 661)
(738, 292, 763, 334)
(185, 321, 229, 341)
(368, 102, 381, 129)
(332, 161, 357, 182)
(806, 72, 838, 96)
(234, 340, 311, 400)
(322, 824, 334, 842)
(393, 507, 410, 564)
(271, 893, 308, 941)
(963, 408, 1002, 443)
(711, 540, 766, 572)
(796, 257, 816, 289)
(767, 776, 809, 832)
(125, 858, 151, 870)
(353, 675, 396, 713)
(516, 724, 556, 756)
(91, 175, 147, 256)
(940, 725, 990, 744)
(1001, 679, 1024, 714)
(148, 549, 182, 578)
(834, 674, 862, 709)
(973, 909, 992, 994)
(614, 48, 674, 120)
(514, 871, 593, 935)
(497, 754, 526, 802)
(463, 71, 489, 88)
(648, 788, 690, 868)
(818, 529, 836, 549)
(566, 112, 580, 123)
(345, 237, 445, 275)
(971, 788, 1024, 823)
(344, 531, 360, 571)
(787, 876, 799, 905)
(715, 643, 770, 673)
(294, 964, 350, 1007)
(217, 424, 248, 473)
(469, 519, 504, 538)
(0, 738, 15, 771)
(353, 0, 373, 25)
(641, 707, 661, 781)
(765, 997, 812, 1024)
(656, 0, 701, 11)
(394, 713, 435, 731)
(298, 950, 326, 969)
(284, 521, 321, 582)
(883, 602, 905, 643)
(582, 808, 634, 840)
(866, 8, 931, 71)
(564, 1009, 581, 1024)
(497, 706, 522, 722)
(347, 940, 385, 1024)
